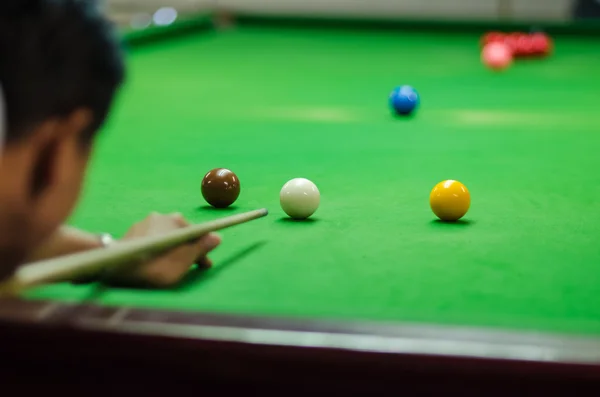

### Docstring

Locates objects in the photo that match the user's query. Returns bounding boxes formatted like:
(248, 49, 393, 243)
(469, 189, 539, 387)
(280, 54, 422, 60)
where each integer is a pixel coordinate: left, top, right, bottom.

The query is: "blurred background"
(106, 0, 600, 31)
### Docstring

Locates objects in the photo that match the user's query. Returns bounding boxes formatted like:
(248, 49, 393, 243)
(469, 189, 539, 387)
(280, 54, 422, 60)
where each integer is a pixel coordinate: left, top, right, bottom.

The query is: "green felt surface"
(25, 25, 600, 335)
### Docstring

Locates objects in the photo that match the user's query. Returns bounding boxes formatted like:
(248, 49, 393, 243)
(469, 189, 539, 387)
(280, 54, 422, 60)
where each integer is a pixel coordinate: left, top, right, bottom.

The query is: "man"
(0, 0, 221, 286)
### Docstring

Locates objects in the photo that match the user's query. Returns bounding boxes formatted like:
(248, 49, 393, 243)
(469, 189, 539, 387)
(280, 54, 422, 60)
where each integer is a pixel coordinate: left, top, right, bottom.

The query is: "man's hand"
(28, 213, 221, 288)
(109, 212, 221, 287)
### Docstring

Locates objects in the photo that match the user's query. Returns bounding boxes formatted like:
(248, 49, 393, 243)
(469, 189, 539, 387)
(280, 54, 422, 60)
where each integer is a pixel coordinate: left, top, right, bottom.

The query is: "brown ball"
(201, 168, 240, 208)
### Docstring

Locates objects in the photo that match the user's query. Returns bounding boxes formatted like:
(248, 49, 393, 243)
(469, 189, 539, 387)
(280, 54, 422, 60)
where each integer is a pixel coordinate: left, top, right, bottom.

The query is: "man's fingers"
(170, 213, 188, 227)
(194, 233, 221, 256)
(196, 257, 213, 270)
(110, 212, 224, 288)
(136, 246, 194, 286)
(138, 233, 220, 286)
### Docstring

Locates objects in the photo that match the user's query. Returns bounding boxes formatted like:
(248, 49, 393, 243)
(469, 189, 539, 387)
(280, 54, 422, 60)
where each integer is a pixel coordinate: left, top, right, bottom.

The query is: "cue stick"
(0, 208, 268, 297)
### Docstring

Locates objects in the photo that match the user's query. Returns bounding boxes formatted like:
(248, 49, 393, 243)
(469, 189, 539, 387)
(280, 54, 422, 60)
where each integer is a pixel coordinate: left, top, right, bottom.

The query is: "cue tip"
(251, 208, 269, 217)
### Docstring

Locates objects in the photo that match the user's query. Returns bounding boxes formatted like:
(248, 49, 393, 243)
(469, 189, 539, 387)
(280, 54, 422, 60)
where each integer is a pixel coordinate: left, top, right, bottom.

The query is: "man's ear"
(62, 108, 94, 149)
(28, 108, 93, 201)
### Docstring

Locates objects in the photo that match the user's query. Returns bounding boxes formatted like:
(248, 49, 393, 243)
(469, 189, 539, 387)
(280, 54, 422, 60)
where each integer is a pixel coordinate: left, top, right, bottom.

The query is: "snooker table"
(2, 13, 600, 394)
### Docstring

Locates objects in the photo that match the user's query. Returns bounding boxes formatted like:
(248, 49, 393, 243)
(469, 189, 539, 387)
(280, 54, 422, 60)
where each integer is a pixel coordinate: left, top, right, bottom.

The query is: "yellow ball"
(429, 180, 470, 222)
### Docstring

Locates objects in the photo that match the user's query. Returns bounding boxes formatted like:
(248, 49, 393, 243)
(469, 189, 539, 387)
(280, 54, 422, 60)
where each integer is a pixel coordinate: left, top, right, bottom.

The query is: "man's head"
(0, 0, 125, 274)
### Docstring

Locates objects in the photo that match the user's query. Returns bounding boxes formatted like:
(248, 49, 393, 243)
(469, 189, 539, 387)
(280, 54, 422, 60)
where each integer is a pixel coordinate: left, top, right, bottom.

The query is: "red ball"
(481, 31, 505, 47)
(503, 33, 521, 54)
(530, 33, 552, 56)
(482, 42, 513, 71)
(515, 35, 534, 57)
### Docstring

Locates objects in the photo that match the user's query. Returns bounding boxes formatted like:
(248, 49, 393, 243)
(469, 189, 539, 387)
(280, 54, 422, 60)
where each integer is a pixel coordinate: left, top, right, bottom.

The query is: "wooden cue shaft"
(0, 208, 268, 296)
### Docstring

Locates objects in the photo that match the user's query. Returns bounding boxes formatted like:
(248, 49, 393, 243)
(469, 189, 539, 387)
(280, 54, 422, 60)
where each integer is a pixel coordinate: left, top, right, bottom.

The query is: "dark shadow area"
(177, 241, 267, 290)
(71, 241, 267, 303)
(391, 111, 418, 120)
(276, 217, 320, 224)
(430, 219, 475, 227)
(574, 0, 600, 19)
(84, 284, 110, 300)
(195, 205, 239, 212)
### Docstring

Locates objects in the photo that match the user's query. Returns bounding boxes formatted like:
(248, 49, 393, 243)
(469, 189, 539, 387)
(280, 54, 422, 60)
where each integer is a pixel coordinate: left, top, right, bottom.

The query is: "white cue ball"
(279, 178, 320, 220)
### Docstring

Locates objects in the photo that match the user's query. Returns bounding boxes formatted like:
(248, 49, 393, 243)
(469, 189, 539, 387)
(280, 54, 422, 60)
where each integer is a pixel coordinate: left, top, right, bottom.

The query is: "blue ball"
(389, 85, 419, 116)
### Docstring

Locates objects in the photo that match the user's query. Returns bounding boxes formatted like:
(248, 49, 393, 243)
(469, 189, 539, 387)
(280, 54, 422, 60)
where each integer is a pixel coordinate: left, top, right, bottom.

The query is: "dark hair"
(0, 0, 125, 144)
